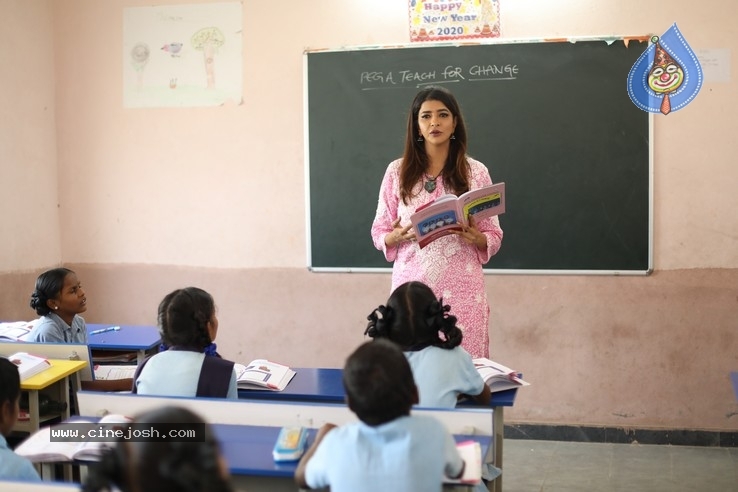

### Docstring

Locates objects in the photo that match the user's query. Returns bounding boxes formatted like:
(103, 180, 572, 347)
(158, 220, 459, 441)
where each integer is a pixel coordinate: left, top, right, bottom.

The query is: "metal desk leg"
(491, 406, 504, 492)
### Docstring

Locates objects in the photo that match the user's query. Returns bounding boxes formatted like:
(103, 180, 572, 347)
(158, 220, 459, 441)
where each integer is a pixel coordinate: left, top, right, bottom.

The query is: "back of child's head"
(29, 267, 74, 316)
(343, 339, 418, 426)
(364, 281, 463, 350)
(158, 287, 215, 350)
(82, 406, 233, 492)
(0, 358, 21, 408)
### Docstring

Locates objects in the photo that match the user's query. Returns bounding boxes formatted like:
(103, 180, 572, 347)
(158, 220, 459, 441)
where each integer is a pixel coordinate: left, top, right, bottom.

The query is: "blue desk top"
(86, 324, 160, 351)
(238, 367, 518, 408)
(213, 423, 491, 479)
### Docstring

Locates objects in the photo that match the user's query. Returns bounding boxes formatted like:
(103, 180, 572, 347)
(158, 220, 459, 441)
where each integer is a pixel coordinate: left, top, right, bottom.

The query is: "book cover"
(234, 359, 296, 391)
(473, 357, 530, 393)
(410, 182, 505, 248)
(6, 352, 52, 381)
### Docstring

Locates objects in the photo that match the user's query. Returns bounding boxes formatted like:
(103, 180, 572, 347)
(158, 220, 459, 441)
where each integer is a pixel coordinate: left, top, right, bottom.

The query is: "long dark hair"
(399, 86, 471, 204)
(364, 281, 463, 350)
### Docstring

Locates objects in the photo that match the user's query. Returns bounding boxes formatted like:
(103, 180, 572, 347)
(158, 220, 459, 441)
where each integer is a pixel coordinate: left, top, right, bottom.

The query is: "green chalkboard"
(305, 38, 651, 273)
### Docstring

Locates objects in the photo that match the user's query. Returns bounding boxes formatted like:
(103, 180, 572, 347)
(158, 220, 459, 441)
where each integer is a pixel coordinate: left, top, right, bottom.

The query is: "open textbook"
(410, 182, 505, 248)
(0, 321, 38, 341)
(15, 414, 133, 462)
(234, 359, 296, 391)
(473, 357, 530, 393)
(444, 440, 482, 485)
(5, 352, 52, 381)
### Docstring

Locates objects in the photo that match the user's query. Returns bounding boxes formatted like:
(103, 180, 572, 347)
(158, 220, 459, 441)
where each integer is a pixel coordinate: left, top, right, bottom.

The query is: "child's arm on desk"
(459, 383, 492, 406)
(294, 423, 337, 488)
(81, 378, 134, 392)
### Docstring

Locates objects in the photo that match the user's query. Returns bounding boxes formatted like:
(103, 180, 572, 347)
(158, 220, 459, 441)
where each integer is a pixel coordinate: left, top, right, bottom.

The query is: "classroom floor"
(501, 438, 738, 492)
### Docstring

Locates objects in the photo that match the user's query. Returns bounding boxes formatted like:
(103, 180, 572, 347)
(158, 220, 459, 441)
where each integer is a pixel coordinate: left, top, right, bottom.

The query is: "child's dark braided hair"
(365, 281, 463, 350)
(158, 287, 215, 351)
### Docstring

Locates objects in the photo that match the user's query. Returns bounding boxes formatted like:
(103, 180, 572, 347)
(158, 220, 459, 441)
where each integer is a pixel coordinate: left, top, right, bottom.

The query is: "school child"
(0, 358, 41, 481)
(365, 280, 491, 408)
(82, 405, 235, 492)
(28, 267, 132, 392)
(295, 339, 467, 492)
(133, 287, 238, 399)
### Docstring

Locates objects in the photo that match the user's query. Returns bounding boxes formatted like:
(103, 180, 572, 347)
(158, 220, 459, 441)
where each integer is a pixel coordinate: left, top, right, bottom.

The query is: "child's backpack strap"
(196, 356, 235, 398)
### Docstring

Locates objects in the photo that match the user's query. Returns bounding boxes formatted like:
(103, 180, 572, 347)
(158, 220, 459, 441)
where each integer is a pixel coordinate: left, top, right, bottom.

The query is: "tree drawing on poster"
(123, 2, 242, 108)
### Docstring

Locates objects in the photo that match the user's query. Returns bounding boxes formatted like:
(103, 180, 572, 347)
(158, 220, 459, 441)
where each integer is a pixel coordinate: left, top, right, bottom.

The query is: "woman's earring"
(450, 134, 456, 140)
(417, 135, 424, 142)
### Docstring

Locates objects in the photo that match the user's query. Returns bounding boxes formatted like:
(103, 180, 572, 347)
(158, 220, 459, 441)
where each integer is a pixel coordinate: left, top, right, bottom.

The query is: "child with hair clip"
(133, 287, 238, 399)
(295, 339, 467, 492)
(28, 267, 132, 392)
(0, 358, 41, 481)
(81, 406, 235, 492)
(365, 280, 491, 408)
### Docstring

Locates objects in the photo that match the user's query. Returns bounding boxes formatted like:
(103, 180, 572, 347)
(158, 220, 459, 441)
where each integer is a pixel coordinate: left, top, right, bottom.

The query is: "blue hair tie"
(203, 342, 219, 357)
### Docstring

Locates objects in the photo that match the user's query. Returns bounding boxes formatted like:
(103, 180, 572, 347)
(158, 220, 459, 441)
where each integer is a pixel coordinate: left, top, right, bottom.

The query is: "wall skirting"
(505, 424, 738, 447)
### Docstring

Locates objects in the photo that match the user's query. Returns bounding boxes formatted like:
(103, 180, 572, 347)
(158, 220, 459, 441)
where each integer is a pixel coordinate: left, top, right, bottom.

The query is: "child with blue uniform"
(28, 267, 132, 392)
(0, 358, 41, 481)
(365, 280, 491, 408)
(295, 339, 467, 492)
(133, 287, 238, 399)
(29, 267, 88, 344)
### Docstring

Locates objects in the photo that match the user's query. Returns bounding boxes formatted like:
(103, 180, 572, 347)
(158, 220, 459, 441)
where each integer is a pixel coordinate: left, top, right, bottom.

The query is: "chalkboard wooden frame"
(304, 37, 653, 275)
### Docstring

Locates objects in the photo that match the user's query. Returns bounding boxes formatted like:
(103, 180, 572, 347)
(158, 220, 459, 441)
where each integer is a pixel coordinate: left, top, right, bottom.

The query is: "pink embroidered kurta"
(371, 157, 503, 358)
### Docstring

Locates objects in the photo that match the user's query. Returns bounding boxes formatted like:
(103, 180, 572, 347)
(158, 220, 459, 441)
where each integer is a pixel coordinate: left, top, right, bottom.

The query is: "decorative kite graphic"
(627, 23, 703, 115)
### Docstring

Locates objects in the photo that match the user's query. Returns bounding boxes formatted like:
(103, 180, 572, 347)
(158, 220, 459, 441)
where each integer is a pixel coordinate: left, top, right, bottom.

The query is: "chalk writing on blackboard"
(360, 64, 519, 90)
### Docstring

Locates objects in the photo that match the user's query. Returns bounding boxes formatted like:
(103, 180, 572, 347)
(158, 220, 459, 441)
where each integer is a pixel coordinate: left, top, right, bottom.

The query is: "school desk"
(238, 367, 518, 492)
(71, 393, 495, 490)
(214, 422, 492, 492)
(15, 359, 87, 481)
(76, 391, 494, 436)
(16, 359, 87, 434)
(86, 324, 160, 365)
(36, 417, 491, 492)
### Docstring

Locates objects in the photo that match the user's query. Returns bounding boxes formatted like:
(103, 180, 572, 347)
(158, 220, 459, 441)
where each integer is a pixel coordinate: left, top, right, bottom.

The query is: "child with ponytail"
(365, 281, 491, 408)
(133, 287, 238, 399)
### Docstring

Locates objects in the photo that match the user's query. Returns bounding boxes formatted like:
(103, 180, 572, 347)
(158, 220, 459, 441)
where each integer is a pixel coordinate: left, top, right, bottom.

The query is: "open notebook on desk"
(234, 359, 296, 391)
(93, 364, 137, 381)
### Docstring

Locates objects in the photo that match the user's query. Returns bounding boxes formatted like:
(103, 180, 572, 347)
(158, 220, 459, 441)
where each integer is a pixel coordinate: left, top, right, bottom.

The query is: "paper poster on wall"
(409, 0, 500, 42)
(123, 2, 243, 108)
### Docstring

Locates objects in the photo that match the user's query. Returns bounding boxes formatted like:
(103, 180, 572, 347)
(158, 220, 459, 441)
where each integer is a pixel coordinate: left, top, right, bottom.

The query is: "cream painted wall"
(0, 0, 60, 272)
(49, 0, 738, 270)
(1, 0, 737, 433)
